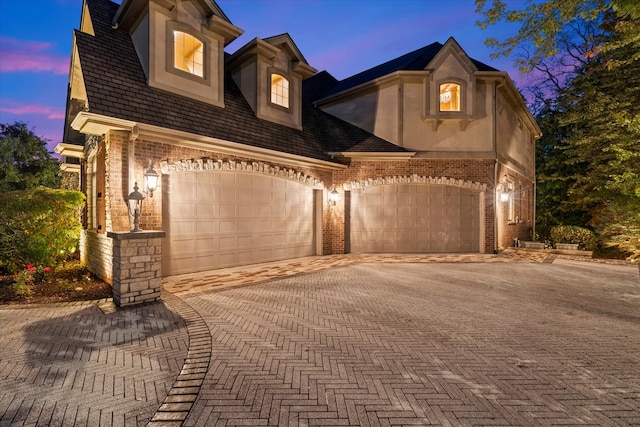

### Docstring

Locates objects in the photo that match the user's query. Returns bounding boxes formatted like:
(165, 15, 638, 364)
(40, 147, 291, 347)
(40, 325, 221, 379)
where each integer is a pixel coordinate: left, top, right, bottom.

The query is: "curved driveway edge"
(148, 292, 212, 426)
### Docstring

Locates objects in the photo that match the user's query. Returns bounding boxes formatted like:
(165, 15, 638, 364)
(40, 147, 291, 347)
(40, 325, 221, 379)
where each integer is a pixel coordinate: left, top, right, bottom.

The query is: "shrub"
(0, 187, 85, 273)
(550, 225, 597, 250)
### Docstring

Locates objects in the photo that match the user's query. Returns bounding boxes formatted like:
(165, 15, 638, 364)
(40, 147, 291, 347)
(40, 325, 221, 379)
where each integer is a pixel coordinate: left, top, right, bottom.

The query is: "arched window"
(174, 31, 204, 77)
(271, 73, 290, 108)
(439, 82, 461, 111)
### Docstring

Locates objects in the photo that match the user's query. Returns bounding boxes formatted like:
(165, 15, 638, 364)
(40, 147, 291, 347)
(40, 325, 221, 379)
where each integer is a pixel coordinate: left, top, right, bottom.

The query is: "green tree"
(475, 0, 639, 112)
(476, 1, 640, 258)
(0, 122, 61, 192)
(557, 38, 640, 257)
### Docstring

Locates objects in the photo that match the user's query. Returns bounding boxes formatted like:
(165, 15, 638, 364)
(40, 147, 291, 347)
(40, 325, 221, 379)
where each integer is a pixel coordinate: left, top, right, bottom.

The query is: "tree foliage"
(0, 122, 61, 192)
(477, 1, 640, 259)
(0, 187, 85, 273)
(475, 0, 640, 113)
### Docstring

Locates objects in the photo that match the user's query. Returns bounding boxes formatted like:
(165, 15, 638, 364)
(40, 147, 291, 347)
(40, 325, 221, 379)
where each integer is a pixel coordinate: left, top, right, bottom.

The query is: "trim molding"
(344, 175, 487, 192)
(160, 158, 325, 189)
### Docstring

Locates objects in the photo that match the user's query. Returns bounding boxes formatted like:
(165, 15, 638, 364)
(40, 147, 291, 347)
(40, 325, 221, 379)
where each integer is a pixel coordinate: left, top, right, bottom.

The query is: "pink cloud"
(0, 99, 65, 120)
(0, 37, 69, 75)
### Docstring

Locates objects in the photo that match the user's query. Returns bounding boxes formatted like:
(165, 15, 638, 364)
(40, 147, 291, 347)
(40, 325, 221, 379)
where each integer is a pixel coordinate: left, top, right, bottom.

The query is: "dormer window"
(271, 73, 290, 108)
(439, 83, 460, 112)
(174, 31, 204, 77)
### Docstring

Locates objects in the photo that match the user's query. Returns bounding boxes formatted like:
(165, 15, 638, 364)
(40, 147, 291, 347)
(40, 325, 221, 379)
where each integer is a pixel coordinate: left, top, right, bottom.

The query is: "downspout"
(493, 79, 503, 254)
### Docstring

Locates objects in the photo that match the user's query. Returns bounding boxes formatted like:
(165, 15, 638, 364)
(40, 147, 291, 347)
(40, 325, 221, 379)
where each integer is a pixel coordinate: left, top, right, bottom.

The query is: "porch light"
(143, 161, 159, 197)
(126, 182, 145, 232)
(499, 176, 513, 202)
(328, 187, 339, 206)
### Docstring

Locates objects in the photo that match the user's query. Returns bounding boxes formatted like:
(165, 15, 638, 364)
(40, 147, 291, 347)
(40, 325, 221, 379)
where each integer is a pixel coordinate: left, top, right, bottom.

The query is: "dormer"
(113, 0, 243, 107)
(423, 37, 478, 130)
(227, 34, 317, 130)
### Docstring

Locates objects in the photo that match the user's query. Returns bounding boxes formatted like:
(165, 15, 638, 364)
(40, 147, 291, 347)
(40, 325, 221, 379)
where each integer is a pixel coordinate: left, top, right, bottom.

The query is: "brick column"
(107, 231, 166, 307)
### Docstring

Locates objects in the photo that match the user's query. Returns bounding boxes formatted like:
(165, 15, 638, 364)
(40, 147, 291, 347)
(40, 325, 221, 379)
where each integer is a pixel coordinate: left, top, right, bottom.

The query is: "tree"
(476, 1, 640, 258)
(557, 37, 640, 257)
(475, 0, 640, 112)
(0, 122, 61, 192)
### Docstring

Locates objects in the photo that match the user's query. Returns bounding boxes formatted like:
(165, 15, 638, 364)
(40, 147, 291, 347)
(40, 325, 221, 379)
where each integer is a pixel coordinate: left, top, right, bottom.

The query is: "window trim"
(436, 78, 466, 116)
(166, 22, 208, 83)
(267, 69, 293, 112)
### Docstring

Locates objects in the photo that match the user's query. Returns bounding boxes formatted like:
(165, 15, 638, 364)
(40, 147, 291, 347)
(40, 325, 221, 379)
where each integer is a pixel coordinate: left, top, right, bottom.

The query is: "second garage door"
(163, 171, 317, 276)
(349, 184, 481, 253)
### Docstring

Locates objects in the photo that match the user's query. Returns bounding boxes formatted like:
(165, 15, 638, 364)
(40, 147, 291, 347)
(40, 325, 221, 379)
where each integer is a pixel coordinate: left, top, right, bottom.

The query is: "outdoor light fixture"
(500, 189, 510, 202)
(143, 161, 159, 197)
(126, 182, 145, 232)
(499, 176, 513, 202)
(328, 187, 339, 206)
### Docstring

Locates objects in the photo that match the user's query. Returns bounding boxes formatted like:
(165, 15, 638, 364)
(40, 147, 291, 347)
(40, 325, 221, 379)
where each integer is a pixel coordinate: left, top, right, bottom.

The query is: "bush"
(549, 225, 597, 251)
(0, 187, 85, 273)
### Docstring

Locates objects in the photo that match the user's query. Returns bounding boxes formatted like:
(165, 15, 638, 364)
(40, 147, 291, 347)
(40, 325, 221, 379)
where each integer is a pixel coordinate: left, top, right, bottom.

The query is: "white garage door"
(163, 171, 316, 276)
(349, 184, 480, 253)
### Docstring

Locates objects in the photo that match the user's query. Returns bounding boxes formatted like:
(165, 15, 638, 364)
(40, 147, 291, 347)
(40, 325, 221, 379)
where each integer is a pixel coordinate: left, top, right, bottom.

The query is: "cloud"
(0, 37, 69, 75)
(0, 99, 65, 120)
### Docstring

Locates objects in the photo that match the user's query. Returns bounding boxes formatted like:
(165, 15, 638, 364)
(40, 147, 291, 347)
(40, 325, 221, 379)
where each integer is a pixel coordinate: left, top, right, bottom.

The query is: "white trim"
(329, 152, 416, 161)
(136, 122, 346, 171)
(55, 142, 85, 159)
(344, 175, 487, 192)
(69, 112, 346, 171)
(159, 158, 324, 189)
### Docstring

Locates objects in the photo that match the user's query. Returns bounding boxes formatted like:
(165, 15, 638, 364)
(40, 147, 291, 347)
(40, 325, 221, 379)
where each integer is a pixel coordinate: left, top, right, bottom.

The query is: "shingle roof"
(311, 42, 498, 100)
(75, 0, 408, 163)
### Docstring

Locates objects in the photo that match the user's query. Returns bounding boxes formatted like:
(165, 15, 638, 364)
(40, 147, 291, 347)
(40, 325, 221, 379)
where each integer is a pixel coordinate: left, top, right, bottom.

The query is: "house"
(57, 0, 541, 288)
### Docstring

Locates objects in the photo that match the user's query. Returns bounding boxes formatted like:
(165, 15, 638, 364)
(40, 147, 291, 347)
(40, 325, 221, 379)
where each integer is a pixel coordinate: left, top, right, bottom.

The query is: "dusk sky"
(0, 0, 520, 153)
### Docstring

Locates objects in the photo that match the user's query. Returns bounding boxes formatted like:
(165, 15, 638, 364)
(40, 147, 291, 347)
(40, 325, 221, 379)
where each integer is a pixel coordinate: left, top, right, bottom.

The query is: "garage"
(348, 183, 481, 253)
(163, 171, 317, 276)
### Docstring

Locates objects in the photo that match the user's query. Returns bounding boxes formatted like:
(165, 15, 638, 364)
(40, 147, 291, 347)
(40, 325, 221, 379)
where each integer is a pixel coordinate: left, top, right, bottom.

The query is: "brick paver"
(181, 259, 640, 426)
(0, 300, 189, 426)
(2, 252, 638, 426)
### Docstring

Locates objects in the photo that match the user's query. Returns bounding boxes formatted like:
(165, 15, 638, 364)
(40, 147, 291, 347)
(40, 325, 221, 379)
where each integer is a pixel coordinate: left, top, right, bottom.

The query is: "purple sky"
(0, 0, 520, 153)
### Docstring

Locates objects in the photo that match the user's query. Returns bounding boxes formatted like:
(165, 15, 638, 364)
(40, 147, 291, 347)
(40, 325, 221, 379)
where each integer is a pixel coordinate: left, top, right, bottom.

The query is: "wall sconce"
(143, 161, 159, 197)
(126, 182, 145, 232)
(328, 187, 339, 206)
(500, 188, 510, 202)
(499, 176, 513, 202)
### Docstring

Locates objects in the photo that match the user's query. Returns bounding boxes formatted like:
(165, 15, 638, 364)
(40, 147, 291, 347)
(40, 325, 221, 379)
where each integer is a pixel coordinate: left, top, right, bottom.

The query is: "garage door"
(349, 184, 480, 253)
(163, 171, 316, 276)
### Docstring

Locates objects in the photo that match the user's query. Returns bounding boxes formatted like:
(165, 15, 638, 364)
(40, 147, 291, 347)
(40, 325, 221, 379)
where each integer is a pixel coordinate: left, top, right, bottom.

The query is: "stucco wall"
(144, 3, 225, 107)
(496, 89, 535, 180)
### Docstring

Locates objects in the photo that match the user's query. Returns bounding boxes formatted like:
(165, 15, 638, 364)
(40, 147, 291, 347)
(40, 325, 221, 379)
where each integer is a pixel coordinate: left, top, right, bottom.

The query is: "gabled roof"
(312, 40, 498, 100)
(72, 0, 407, 164)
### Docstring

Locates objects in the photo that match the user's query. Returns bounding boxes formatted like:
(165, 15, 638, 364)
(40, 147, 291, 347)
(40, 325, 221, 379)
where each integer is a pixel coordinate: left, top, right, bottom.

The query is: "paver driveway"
(1, 256, 639, 426)
(180, 260, 640, 426)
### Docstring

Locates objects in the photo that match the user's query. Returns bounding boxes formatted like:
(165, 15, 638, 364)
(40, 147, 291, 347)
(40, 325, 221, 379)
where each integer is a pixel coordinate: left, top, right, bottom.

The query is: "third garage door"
(349, 184, 480, 253)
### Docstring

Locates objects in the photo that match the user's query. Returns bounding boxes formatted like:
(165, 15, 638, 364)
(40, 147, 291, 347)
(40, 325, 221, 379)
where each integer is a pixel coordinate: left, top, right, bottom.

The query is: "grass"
(0, 260, 111, 305)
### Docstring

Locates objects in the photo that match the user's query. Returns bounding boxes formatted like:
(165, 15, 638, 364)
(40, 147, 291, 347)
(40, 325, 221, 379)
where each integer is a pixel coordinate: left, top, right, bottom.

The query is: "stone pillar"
(107, 231, 166, 307)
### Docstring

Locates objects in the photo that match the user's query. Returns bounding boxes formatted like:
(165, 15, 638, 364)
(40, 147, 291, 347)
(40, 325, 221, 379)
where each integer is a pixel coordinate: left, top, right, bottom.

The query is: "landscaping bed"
(0, 261, 111, 305)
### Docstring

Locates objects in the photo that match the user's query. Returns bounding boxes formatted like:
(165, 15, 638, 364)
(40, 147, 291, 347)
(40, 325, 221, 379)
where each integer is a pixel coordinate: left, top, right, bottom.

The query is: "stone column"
(107, 230, 166, 307)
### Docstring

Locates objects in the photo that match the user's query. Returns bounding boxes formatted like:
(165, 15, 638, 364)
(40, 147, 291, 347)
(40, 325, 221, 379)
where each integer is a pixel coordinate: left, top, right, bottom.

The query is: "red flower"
(26, 264, 33, 269)
(44, 267, 51, 273)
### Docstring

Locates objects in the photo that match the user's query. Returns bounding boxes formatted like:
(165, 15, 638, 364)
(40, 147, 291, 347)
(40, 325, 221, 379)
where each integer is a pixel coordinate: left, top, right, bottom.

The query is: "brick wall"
(93, 135, 531, 274)
(80, 230, 113, 284)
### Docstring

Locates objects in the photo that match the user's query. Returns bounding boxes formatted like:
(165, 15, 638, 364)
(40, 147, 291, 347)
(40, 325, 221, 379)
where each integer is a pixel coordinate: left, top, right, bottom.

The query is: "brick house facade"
(57, 0, 540, 285)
